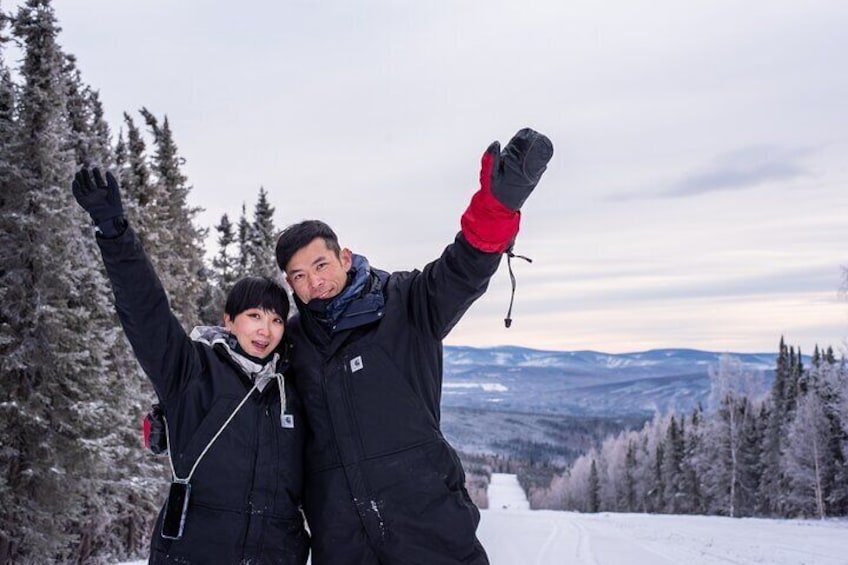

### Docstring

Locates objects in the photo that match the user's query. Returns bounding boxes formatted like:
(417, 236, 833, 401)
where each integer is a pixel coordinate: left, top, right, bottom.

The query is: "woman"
(72, 167, 308, 564)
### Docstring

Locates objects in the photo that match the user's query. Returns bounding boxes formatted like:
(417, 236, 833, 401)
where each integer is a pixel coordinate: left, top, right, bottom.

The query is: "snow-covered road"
(479, 509, 848, 565)
(479, 474, 848, 565)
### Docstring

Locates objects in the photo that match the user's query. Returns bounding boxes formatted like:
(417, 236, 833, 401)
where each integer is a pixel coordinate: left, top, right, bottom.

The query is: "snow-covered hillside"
(442, 346, 780, 417)
(118, 473, 848, 565)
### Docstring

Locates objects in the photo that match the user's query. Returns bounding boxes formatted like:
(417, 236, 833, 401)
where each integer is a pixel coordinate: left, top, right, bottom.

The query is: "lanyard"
(163, 382, 259, 483)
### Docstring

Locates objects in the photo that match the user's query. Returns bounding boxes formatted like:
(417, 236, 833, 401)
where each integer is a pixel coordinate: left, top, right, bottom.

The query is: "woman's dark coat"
(97, 227, 308, 565)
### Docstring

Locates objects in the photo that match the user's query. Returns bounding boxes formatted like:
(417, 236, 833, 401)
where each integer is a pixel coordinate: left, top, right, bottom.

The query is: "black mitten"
(488, 128, 553, 212)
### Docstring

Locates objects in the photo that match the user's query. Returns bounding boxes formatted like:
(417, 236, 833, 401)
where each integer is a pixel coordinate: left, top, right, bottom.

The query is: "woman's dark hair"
(224, 276, 290, 320)
(275, 219, 341, 272)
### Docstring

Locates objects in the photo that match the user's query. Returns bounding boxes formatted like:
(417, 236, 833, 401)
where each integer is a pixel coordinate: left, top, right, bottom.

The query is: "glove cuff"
(460, 188, 520, 253)
(95, 216, 129, 239)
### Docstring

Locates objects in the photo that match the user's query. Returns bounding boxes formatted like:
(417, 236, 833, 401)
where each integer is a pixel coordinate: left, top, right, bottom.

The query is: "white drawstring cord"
(276, 373, 294, 428)
(164, 382, 259, 483)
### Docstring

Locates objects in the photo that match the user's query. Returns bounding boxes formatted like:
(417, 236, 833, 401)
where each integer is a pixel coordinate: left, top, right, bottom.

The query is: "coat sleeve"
(96, 226, 200, 402)
(405, 231, 503, 340)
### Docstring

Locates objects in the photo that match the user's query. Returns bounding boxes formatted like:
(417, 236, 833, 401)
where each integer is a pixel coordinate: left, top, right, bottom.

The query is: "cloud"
(659, 145, 811, 198)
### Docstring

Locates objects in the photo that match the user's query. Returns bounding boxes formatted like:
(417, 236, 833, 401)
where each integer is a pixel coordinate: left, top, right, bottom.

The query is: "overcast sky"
(24, 0, 848, 354)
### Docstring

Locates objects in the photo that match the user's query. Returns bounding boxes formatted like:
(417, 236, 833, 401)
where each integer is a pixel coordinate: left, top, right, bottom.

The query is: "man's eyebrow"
(288, 254, 328, 274)
(310, 255, 329, 266)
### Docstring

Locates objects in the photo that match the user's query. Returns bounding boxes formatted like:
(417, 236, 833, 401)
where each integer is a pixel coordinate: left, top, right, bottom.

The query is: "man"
(275, 128, 553, 564)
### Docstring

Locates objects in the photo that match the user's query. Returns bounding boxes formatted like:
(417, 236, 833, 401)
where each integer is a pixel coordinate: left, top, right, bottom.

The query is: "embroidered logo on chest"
(350, 356, 364, 373)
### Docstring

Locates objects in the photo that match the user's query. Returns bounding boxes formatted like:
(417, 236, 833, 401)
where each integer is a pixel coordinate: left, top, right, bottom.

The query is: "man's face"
(285, 237, 352, 304)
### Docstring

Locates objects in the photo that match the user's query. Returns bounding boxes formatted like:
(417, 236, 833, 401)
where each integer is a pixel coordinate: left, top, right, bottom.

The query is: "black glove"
(487, 128, 553, 211)
(72, 167, 127, 237)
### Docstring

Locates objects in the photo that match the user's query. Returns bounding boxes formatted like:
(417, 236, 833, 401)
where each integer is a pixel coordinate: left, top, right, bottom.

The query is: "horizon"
(444, 343, 788, 356)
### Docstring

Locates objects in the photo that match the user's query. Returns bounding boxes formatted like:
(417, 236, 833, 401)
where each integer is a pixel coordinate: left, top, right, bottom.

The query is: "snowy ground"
(479, 473, 848, 565)
(487, 473, 530, 511)
(119, 473, 848, 565)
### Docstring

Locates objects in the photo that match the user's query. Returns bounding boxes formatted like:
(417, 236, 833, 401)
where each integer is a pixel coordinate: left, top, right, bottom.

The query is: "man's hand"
(72, 167, 126, 237)
(460, 127, 553, 253)
(484, 128, 553, 212)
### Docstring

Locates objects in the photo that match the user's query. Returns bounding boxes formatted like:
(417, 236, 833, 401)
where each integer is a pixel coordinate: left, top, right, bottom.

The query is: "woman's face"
(224, 307, 285, 358)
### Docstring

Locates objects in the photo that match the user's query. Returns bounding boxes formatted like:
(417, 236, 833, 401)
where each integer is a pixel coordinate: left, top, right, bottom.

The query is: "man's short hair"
(225, 276, 290, 320)
(275, 220, 341, 273)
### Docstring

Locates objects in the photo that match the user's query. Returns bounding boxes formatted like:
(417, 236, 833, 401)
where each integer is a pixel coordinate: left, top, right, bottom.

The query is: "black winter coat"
(97, 227, 309, 565)
(289, 233, 499, 565)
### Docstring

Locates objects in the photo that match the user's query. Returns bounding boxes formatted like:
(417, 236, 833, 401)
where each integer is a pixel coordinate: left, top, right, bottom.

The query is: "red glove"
(461, 128, 553, 253)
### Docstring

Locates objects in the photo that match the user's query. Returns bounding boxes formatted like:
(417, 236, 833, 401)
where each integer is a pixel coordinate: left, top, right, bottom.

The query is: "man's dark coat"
(289, 233, 499, 565)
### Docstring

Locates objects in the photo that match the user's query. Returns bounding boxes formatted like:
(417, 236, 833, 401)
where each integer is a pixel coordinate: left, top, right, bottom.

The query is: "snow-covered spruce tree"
(833, 356, 848, 514)
(114, 112, 202, 328)
(204, 213, 238, 324)
(63, 54, 112, 169)
(0, 1, 128, 560)
(815, 350, 848, 516)
(785, 352, 848, 518)
(138, 108, 207, 329)
(587, 459, 600, 513)
(622, 439, 638, 512)
(679, 407, 705, 514)
(66, 62, 163, 561)
(661, 415, 686, 514)
(236, 201, 251, 280)
(631, 415, 666, 513)
(761, 338, 793, 515)
(212, 213, 238, 293)
(0, 9, 24, 559)
(246, 186, 280, 280)
(116, 112, 157, 248)
(736, 402, 766, 516)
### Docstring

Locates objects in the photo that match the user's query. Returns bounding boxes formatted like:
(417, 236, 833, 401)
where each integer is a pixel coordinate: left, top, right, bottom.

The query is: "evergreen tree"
(117, 112, 157, 245)
(212, 213, 238, 293)
(588, 459, 600, 513)
(68, 59, 164, 562)
(0, 3, 164, 560)
(247, 186, 279, 280)
(0, 9, 24, 559)
(661, 416, 685, 514)
(0, 1, 121, 559)
(62, 54, 112, 168)
(236, 202, 250, 279)
(650, 442, 665, 513)
(838, 357, 848, 514)
(762, 338, 791, 515)
(203, 213, 239, 325)
(680, 407, 704, 514)
(735, 399, 764, 516)
(810, 356, 848, 515)
(139, 108, 207, 328)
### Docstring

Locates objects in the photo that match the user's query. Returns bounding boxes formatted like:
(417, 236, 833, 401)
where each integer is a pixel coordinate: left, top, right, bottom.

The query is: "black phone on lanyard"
(161, 481, 191, 539)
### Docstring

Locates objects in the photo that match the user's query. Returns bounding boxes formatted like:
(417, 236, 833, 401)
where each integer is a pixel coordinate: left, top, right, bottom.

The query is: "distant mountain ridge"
(442, 345, 784, 418)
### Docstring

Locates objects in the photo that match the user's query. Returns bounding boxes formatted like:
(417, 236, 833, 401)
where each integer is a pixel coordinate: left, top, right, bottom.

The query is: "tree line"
(0, 1, 282, 562)
(531, 340, 848, 519)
